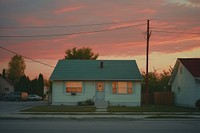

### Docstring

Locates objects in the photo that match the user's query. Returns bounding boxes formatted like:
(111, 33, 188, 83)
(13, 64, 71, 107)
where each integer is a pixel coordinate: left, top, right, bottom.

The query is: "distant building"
(169, 58, 200, 108)
(50, 60, 143, 108)
(43, 86, 49, 100)
(0, 74, 14, 99)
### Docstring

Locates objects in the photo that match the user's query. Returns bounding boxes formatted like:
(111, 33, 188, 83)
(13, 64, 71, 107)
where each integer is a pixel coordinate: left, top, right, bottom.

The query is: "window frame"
(112, 82, 133, 94)
(66, 81, 83, 93)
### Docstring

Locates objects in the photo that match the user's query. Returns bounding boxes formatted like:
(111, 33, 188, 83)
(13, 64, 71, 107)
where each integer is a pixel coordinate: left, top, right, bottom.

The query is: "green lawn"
(21, 105, 199, 113)
(21, 105, 96, 112)
(108, 105, 199, 112)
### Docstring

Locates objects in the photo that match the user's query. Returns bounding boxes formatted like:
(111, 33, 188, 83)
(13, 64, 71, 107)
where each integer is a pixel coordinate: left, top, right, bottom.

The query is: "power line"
(0, 19, 146, 29)
(151, 18, 200, 23)
(0, 46, 55, 68)
(152, 30, 200, 35)
(0, 24, 145, 38)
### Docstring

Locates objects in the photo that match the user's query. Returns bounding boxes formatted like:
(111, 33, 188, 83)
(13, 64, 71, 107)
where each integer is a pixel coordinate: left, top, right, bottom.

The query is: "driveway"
(0, 101, 47, 115)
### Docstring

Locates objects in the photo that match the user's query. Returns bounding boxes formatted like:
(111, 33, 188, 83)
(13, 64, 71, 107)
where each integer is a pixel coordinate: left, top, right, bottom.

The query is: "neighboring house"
(169, 58, 200, 108)
(50, 60, 143, 108)
(0, 75, 14, 99)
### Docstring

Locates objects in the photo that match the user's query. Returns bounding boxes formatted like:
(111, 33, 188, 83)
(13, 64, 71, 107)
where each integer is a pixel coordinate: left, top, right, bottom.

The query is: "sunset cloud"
(17, 16, 46, 26)
(188, 0, 200, 5)
(139, 9, 156, 14)
(0, 0, 199, 78)
(54, 6, 86, 14)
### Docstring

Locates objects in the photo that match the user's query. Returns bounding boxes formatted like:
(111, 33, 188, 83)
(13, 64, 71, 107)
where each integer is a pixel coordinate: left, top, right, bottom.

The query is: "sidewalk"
(1, 111, 200, 120)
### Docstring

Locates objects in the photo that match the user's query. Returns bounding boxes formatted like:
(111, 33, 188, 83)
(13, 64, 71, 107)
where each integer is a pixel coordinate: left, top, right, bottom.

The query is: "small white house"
(0, 75, 14, 99)
(50, 60, 143, 108)
(169, 58, 200, 108)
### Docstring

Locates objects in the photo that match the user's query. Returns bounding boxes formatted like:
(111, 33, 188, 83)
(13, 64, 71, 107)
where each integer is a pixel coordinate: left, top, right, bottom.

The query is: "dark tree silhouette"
(37, 73, 44, 98)
(15, 75, 30, 93)
(142, 68, 173, 93)
(7, 55, 26, 84)
(30, 78, 38, 94)
(65, 47, 98, 60)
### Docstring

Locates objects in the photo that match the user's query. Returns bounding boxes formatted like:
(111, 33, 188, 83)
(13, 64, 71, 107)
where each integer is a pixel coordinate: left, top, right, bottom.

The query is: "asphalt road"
(0, 119, 200, 133)
(0, 101, 47, 114)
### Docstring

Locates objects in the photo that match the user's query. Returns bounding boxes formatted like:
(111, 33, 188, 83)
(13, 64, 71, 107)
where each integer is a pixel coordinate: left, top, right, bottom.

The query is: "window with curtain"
(66, 82, 82, 93)
(112, 82, 133, 94)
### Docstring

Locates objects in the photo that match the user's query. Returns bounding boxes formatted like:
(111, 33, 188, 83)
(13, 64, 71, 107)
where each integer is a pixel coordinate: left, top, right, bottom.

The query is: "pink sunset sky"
(0, 0, 200, 79)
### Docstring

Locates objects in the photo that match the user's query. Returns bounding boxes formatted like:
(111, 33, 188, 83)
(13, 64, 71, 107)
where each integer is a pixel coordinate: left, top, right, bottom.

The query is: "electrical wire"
(0, 24, 145, 38)
(0, 19, 146, 29)
(152, 30, 200, 35)
(0, 46, 55, 68)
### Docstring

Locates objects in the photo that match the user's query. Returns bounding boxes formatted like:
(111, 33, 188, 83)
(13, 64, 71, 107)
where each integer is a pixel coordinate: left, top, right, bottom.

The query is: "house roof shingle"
(50, 60, 143, 81)
(179, 58, 200, 78)
(168, 58, 200, 85)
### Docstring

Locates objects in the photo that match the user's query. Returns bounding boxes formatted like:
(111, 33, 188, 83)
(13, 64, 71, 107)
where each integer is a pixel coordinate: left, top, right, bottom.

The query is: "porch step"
(95, 100, 108, 109)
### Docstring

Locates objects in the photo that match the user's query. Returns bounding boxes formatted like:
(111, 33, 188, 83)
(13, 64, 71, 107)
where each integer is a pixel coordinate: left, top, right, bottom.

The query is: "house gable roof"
(50, 60, 143, 81)
(168, 58, 200, 85)
(0, 74, 14, 85)
(178, 58, 200, 78)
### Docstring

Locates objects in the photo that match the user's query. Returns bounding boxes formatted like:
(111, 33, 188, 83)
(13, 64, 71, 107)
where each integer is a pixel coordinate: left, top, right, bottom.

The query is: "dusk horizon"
(0, 0, 200, 79)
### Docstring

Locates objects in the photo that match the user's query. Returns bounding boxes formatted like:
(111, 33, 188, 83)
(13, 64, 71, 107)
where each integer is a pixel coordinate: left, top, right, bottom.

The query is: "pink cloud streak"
(54, 6, 86, 14)
(139, 9, 156, 14)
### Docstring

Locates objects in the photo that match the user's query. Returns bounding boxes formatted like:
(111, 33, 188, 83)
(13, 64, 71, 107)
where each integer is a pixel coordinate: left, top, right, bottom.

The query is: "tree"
(30, 78, 38, 94)
(29, 74, 44, 97)
(37, 73, 44, 98)
(142, 70, 159, 93)
(141, 68, 173, 93)
(65, 47, 98, 60)
(15, 75, 30, 93)
(7, 55, 26, 84)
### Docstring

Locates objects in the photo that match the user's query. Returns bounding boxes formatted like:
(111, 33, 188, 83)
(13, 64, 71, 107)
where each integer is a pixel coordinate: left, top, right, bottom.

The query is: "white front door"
(96, 82, 104, 100)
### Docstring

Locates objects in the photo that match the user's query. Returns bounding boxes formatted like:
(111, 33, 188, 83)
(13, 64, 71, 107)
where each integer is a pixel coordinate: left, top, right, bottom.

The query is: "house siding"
(52, 81, 141, 106)
(172, 63, 200, 108)
(104, 81, 141, 106)
(0, 76, 14, 98)
(52, 81, 96, 105)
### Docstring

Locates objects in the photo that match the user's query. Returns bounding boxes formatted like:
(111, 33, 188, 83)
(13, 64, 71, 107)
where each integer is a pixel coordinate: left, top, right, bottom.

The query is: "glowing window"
(112, 82, 133, 94)
(66, 82, 82, 93)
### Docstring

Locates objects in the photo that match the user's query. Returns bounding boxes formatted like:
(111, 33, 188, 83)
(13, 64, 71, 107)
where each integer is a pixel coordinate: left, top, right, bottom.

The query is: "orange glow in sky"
(0, 0, 199, 79)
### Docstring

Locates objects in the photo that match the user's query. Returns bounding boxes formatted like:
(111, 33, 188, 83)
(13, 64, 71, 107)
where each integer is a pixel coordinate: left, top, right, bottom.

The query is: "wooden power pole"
(146, 19, 151, 104)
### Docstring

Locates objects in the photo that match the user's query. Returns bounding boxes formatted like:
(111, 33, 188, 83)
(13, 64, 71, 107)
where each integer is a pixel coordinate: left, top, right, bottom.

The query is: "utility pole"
(146, 19, 151, 104)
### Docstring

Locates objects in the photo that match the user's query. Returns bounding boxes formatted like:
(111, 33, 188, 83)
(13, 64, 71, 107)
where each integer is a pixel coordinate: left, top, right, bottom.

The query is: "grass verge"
(21, 105, 199, 113)
(146, 115, 195, 119)
(108, 105, 199, 112)
(21, 105, 96, 112)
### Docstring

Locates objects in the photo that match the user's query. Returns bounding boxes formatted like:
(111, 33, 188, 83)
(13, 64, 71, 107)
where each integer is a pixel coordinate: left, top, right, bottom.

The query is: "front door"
(96, 82, 104, 100)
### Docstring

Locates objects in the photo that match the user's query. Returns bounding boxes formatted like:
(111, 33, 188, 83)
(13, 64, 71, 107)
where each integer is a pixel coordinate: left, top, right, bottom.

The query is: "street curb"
(19, 111, 200, 115)
(1, 112, 200, 120)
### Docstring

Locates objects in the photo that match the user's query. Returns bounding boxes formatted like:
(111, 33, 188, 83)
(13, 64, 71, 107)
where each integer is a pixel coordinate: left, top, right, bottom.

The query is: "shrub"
(78, 99, 94, 106)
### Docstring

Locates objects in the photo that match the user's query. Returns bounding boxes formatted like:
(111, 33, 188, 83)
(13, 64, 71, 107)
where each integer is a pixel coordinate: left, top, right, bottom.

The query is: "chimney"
(100, 61, 103, 68)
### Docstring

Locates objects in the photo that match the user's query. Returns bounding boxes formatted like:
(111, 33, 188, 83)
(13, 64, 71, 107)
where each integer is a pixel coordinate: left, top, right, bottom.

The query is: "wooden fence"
(154, 92, 174, 105)
(142, 92, 174, 105)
